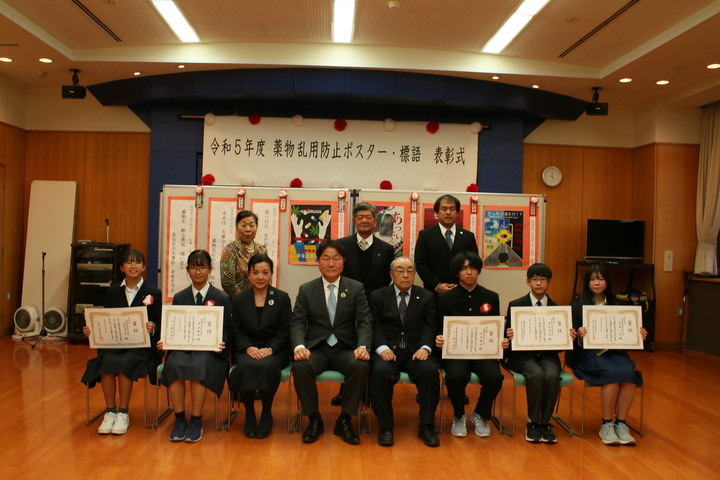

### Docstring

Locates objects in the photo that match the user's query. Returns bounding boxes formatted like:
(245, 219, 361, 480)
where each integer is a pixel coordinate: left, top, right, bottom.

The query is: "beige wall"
(0, 72, 27, 129)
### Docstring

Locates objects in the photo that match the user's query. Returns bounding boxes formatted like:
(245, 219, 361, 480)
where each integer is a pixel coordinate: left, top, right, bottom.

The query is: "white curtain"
(695, 101, 720, 275)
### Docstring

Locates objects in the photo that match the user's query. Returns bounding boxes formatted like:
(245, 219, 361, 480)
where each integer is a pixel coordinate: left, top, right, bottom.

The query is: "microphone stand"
(23, 252, 48, 348)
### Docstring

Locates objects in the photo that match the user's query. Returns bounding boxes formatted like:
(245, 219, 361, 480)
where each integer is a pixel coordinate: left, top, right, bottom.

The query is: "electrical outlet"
(664, 250, 673, 272)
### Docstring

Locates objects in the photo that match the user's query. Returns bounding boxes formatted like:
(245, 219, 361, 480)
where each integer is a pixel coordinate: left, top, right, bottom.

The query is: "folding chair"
(85, 375, 156, 428)
(579, 380, 644, 437)
(226, 364, 293, 432)
(155, 363, 222, 430)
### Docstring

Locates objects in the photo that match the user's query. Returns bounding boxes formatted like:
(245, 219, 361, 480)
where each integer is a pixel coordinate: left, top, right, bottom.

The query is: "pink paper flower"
(480, 303, 492, 313)
(142, 295, 154, 306)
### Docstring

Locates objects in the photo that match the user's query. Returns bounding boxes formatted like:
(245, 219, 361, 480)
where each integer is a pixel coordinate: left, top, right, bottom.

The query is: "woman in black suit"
(81, 249, 162, 435)
(229, 254, 291, 439)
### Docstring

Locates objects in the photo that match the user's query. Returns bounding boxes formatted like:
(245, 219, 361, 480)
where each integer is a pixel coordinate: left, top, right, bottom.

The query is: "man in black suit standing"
(414, 194, 479, 294)
(332, 202, 395, 405)
(290, 239, 372, 445)
(368, 257, 440, 447)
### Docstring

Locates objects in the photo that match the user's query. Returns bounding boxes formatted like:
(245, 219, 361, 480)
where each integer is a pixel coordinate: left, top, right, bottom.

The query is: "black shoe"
(540, 423, 557, 444)
(418, 424, 440, 447)
(244, 415, 257, 439)
(302, 417, 324, 443)
(378, 429, 394, 446)
(330, 394, 343, 406)
(464, 395, 470, 405)
(525, 422, 541, 443)
(255, 418, 273, 439)
(334, 417, 360, 445)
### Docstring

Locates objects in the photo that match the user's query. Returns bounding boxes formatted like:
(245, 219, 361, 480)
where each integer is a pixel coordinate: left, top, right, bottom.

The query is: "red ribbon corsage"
(480, 303, 492, 314)
(142, 295, 154, 306)
(205, 300, 216, 306)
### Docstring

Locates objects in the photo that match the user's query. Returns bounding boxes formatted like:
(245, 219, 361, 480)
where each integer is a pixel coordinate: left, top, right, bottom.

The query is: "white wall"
(0, 72, 27, 129)
(25, 85, 149, 132)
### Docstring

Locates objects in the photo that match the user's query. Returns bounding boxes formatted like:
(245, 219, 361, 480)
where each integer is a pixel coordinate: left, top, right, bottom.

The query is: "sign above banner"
(203, 116, 479, 192)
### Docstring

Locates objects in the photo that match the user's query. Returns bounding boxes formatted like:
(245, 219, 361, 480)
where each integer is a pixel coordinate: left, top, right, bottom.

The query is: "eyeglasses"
(187, 266, 209, 272)
(529, 276, 549, 283)
(391, 268, 415, 275)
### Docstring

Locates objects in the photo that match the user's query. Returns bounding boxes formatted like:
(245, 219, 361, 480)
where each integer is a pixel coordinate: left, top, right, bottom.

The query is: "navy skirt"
(81, 348, 160, 388)
(572, 350, 643, 386)
(160, 350, 228, 397)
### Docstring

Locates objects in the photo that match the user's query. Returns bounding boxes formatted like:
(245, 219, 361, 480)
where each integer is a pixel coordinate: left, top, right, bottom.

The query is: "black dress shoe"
(302, 418, 324, 443)
(418, 424, 440, 447)
(334, 417, 360, 445)
(244, 416, 257, 438)
(377, 429, 394, 446)
(330, 394, 343, 406)
(255, 417, 273, 439)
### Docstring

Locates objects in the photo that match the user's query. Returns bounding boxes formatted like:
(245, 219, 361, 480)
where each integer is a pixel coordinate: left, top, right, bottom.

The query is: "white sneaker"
(98, 411, 117, 435)
(471, 412, 491, 437)
(614, 422, 636, 445)
(599, 422, 620, 445)
(451, 414, 467, 437)
(111, 412, 130, 435)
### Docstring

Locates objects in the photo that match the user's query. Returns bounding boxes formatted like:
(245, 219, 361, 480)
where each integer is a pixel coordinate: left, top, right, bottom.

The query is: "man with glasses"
(367, 257, 440, 447)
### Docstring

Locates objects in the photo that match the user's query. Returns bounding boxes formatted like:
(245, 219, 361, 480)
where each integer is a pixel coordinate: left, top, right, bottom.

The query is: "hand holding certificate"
(582, 305, 644, 350)
(85, 307, 151, 348)
(442, 316, 504, 359)
(161, 305, 225, 351)
(510, 306, 573, 351)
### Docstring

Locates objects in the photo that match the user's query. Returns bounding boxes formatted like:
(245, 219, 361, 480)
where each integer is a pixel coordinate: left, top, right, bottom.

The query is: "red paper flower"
(480, 303, 492, 314)
(466, 183, 479, 192)
(334, 119, 347, 131)
(142, 295, 154, 306)
(202, 174, 215, 186)
(290, 178, 303, 188)
(248, 113, 261, 125)
(205, 300, 216, 306)
(380, 180, 393, 190)
(426, 121, 439, 134)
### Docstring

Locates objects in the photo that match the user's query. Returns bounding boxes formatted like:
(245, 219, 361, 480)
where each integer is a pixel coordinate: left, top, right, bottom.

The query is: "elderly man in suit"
(290, 239, 372, 445)
(414, 194, 479, 294)
(332, 201, 395, 406)
(368, 257, 440, 447)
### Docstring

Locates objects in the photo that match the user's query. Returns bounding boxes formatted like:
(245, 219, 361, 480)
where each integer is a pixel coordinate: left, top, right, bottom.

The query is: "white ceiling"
(1, 0, 720, 107)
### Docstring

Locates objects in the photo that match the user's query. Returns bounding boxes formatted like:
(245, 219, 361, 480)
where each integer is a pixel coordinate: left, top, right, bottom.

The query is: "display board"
(159, 186, 546, 313)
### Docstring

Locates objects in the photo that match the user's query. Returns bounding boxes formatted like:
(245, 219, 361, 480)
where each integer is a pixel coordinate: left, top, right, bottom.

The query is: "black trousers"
(443, 358, 503, 420)
(518, 357, 560, 424)
(293, 343, 369, 417)
(369, 349, 440, 430)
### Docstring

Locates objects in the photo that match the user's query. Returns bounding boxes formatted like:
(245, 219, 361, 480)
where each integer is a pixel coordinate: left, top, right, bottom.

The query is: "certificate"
(582, 305, 644, 350)
(510, 306, 573, 351)
(442, 316, 504, 359)
(85, 307, 151, 349)
(161, 305, 224, 351)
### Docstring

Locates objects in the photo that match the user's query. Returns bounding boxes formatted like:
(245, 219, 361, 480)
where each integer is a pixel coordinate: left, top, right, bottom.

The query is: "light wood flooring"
(1, 336, 718, 480)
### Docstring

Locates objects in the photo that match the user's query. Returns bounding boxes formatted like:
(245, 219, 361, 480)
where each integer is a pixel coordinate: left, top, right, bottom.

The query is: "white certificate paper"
(442, 316, 504, 359)
(161, 305, 224, 351)
(511, 306, 573, 351)
(582, 305, 644, 350)
(85, 307, 151, 349)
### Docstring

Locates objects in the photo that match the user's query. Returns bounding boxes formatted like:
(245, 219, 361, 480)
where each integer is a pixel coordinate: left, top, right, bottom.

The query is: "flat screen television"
(585, 219, 645, 262)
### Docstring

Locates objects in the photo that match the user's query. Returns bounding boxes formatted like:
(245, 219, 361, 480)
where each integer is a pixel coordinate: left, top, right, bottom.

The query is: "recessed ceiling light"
(178, 64, 185, 68)
(532, 84, 539, 89)
(492, 75, 499, 80)
(619, 78, 632, 83)
(39, 58, 52, 63)
(133, 71, 141, 76)
(708, 64, 720, 69)
(656, 80, 669, 85)
(0, 57, 12, 63)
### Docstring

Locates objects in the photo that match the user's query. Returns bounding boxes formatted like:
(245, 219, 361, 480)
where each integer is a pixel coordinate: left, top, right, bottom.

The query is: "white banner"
(203, 116, 478, 191)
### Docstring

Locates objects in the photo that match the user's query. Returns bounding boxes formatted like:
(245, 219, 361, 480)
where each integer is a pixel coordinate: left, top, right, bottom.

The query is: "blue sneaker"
(184, 418, 203, 443)
(169, 418, 188, 442)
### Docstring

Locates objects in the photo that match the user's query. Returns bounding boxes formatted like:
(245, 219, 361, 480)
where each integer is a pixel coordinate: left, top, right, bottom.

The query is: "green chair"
(225, 364, 293, 432)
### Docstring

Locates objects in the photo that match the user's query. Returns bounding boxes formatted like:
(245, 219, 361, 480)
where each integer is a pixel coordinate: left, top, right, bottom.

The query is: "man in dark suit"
(415, 194, 479, 294)
(504, 263, 576, 444)
(333, 201, 395, 405)
(290, 239, 372, 445)
(368, 257, 440, 447)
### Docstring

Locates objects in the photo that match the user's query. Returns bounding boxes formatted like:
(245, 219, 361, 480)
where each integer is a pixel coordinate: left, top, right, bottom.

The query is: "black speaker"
(585, 102, 608, 116)
(62, 85, 86, 99)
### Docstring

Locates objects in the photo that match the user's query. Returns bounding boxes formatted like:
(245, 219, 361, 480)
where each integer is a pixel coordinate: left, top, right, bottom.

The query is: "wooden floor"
(1, 336, 718, 480)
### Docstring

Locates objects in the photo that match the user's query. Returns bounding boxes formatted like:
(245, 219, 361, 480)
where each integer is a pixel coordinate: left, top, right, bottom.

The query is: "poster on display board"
(289, 201, 340, 265)
(164, 197, 199, 302)
(482, 205, 538, 269)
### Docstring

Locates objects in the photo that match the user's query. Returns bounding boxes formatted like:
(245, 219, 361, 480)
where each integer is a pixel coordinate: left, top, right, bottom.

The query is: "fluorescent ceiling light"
(333, 0, 356, 43)
(152, 1, 199, 43)
(483, 0, 550, 54)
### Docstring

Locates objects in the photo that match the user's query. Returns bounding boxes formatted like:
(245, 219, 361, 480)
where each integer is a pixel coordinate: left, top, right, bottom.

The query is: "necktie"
(398, 291, 408, 349)
(195, 292, 203, 305)
(536, 300, 542, 307)
(327, 284, 338, 346)
(359, 238, 369, 251)
(445, 229, 453, 250)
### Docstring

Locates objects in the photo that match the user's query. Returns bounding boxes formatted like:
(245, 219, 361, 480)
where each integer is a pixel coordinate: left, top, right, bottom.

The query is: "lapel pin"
(340, 292, 347, 298)
(269, 299, 274, 306)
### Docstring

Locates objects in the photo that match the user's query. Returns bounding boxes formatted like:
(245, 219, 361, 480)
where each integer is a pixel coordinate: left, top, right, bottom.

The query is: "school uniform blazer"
(414, 224, 479, 292)
(103, 281, 162, 355)
(290, 276, 372, 351)
(337, 234, 394, 296)
(503, 293, 561, 372)
(232, 286, 291, 353)
(173, 284, 232, 360)
(436, 284, 500, 335)
(369, 284, 437, 354)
